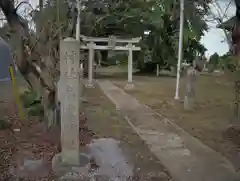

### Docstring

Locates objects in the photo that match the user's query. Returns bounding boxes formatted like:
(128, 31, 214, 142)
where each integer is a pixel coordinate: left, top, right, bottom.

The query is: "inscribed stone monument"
(60, 38, 80, 165)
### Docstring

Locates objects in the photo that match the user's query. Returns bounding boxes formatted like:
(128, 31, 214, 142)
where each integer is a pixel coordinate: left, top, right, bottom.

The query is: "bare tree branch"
(208, 0, 233, 46)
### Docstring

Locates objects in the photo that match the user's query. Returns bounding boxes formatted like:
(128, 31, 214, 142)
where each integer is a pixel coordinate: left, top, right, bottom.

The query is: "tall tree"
(230, 0, 240, 121)
(0, 0, 212, 127)
(0, 0, 77, 128)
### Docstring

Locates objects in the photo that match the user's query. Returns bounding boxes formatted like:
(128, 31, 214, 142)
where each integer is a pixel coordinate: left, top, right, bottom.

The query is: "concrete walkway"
(98, 80, 240, 181)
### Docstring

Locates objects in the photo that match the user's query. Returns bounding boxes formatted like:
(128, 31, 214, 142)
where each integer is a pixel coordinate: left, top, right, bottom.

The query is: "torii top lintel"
(80, 35, 142, 44)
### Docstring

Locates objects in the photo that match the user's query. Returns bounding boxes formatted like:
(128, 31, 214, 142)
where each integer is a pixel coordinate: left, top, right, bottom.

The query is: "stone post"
(79, 51, 85, 105)
(86, 42, 95, 88)
(59, 37, 80, 165)
(156, 64, 160, 76)
(125, 43, 134, 89)
(184, 66, 197, 110)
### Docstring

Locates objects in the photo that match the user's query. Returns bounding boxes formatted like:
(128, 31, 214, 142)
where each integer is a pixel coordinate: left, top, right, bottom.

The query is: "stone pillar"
(79, 51, 85, 106)
(203, 63, 206, 70)
(86, 42, 95, 88)
(156, 64, 160, 76)
(59, 37, 80, 165)
(125, 43, 134, 89)
(184, 66, 197, 110)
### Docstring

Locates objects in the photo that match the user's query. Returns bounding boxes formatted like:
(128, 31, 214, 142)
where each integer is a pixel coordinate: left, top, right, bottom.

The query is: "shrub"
(20, 90, 43, 117)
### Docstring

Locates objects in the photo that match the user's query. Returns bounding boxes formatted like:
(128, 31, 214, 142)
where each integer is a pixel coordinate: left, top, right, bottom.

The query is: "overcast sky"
(200, 0, 235, 57)
(27, 0, 235, 58)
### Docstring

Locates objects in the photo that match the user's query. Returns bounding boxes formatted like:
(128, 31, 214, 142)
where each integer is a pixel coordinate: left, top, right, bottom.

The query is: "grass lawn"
(110, 71, 240, 170)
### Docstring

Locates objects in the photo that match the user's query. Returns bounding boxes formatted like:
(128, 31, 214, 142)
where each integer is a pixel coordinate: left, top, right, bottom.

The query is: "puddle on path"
(86, 138, 134, 180)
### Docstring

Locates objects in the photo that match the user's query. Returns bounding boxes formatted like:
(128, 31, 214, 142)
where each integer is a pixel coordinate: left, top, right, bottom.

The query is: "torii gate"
(80, 35, 141, 89)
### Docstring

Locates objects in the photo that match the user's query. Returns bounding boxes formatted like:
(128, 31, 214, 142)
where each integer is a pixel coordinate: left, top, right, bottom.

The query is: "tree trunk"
(36, 0, 43, 34)
(101, 51, 108, 62)
(232, 18, 240, 121)
(233, 80, 240, 120)
(0, 0, 79, 129)
(39, 0, 43, 11)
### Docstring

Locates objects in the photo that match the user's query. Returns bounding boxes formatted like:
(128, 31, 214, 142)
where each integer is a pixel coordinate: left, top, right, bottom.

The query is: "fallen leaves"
(0, 101, 96, 180)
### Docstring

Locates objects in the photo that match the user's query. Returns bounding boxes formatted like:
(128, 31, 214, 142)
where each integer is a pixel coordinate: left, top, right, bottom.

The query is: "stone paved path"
(98, 80, 240, 181)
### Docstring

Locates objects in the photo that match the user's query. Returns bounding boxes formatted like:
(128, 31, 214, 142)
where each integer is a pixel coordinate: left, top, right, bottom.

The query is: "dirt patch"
(83, 86, 171, 180)
(0, 78, 56, 180)
(0, 108, 95, 181)
(0, 76, 171, 180)
(0, 104, 58, 180)
(0, 78, 94, 180)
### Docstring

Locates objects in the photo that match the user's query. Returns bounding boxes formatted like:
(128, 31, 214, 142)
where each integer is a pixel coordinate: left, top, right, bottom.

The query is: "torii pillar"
(125, 43, 134, 90)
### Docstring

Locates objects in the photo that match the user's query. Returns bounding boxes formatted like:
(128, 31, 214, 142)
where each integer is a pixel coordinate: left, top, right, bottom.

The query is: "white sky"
(28, 0, 38, 8)
(27, 0, 234, 58)
(200, 0, 235, 57)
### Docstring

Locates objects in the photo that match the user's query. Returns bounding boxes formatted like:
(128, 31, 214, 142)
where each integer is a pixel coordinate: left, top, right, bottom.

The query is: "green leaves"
(20, 90, 39, 108)
(148, 8, 164, 29)
(37, 0, 210, 71)
(20, 90, 44, 117)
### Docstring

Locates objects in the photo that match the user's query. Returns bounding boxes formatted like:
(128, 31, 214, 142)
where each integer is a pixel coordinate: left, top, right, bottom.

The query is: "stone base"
(52, 153, 90, 180)
(124, 83, 134, 90)
(85, 83, 95, 88)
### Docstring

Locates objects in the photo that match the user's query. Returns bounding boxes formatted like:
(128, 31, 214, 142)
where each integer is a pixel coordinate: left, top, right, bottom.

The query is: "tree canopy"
(0, 0, 213, 126)
(33, 0, 211, 72)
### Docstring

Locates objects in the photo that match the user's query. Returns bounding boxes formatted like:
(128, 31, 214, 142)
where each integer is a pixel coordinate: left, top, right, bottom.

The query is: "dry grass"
(110, 72, 240, 170)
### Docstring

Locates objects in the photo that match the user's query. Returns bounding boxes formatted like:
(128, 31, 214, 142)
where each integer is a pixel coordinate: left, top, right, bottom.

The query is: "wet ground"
(86, 138, 133, 179)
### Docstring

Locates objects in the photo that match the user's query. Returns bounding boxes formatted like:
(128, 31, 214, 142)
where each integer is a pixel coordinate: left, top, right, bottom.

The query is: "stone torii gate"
(80, 35, 141, 89)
